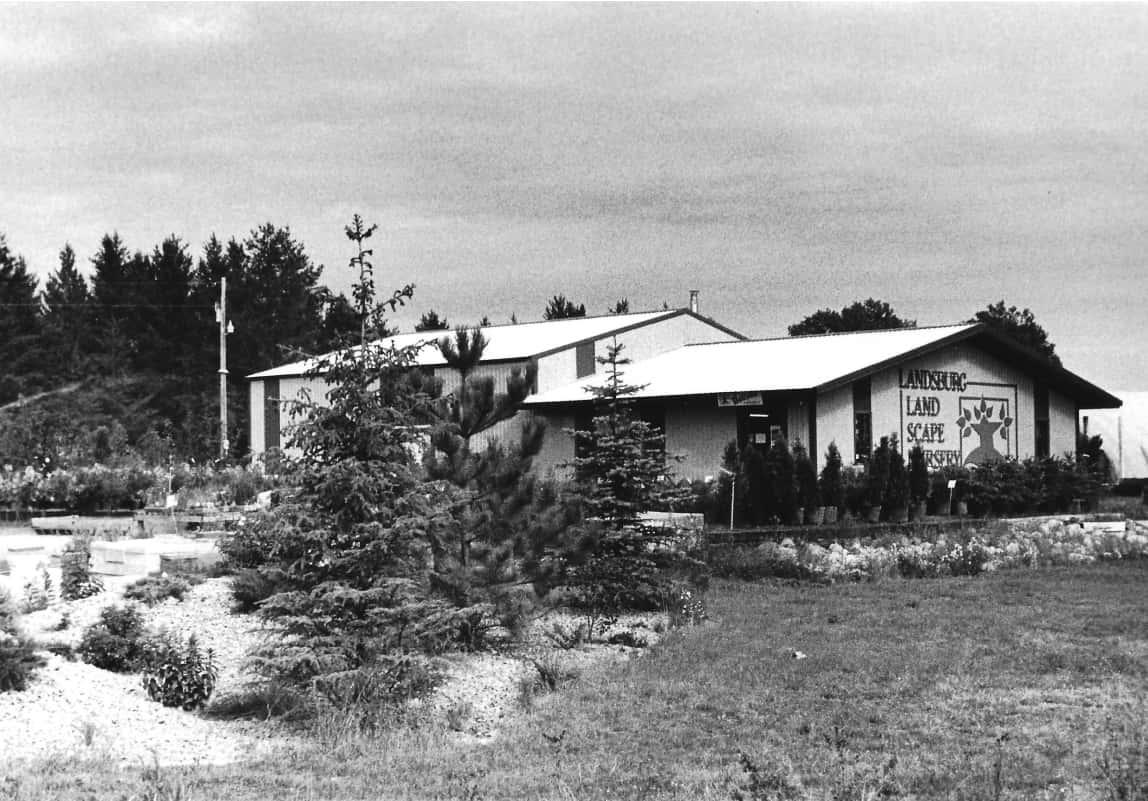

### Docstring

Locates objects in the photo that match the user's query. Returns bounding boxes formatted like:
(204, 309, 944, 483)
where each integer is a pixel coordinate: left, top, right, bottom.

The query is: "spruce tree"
(245, 216, 484, 706)
(554, 341, 700, 627)
(40, 244, 92, 380)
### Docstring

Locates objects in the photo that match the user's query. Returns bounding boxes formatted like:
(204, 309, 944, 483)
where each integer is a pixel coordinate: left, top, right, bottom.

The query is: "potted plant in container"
(864, 436, 892, 523)
(766, 436, 799, 525)
(908, 444, 929, 521)
(884, 438, 910, 523)
(793, 441, 821, 525)
(819, 441, 845, 524)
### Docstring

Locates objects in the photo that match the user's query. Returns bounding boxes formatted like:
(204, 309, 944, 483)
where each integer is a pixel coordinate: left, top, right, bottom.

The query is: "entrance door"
(737, 402, 786, 451)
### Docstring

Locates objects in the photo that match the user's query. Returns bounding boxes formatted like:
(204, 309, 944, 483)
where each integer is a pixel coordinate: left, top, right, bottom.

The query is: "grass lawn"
(6, 562, 1147, 800)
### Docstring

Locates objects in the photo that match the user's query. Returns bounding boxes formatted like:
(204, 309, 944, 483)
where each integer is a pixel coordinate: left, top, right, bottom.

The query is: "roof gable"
(523, 323, 1121, 409)
(248, 308, 741, 379)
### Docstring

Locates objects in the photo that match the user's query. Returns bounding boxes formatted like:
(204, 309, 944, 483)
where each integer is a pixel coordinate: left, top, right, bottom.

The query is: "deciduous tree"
(972, 301, 1060, 365)
(789, 298, 915, 336)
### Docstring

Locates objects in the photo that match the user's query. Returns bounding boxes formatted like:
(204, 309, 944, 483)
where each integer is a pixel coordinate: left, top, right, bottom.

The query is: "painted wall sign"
(899, 366, 1018, 468)
(717, 391, 763, 407)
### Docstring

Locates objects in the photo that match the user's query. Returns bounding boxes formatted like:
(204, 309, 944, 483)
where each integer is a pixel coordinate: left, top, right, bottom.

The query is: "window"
(1034, 382, 1050, 458)
(264, 378, 280, 450)
(853, 378, 872, 463)
(576, 342, 595, 378)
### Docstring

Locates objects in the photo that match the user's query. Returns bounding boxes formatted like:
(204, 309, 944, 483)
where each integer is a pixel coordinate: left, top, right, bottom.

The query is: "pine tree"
(421, 326, 549, 644)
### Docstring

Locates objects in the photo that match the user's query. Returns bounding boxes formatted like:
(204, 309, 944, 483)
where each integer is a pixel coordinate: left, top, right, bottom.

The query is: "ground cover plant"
(4, 562, 1145, 799)
(707, 518, 1148, 583)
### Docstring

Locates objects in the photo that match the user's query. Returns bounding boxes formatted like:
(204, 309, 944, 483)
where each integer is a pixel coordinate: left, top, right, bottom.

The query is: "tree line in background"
(1, 218, 1063, 470)
(0, 226, 364, 465)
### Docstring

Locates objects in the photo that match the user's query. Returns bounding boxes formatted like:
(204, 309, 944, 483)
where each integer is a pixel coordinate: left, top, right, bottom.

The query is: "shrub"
(793, 441, 819, 514)
(0, 630, 45, 692)
(883, 439, 910, 514)
(866, 436, 893, 509)
(140, 634, 218, 711)
(215, 515, 280, 570)
(0, 588, 18, 634)
(60, 536, 103, 601)
(229, 567, 288, 613)
(124, 575, 193, 606)
(819, 442, 845, 513)
(908, 445, 929, 504)
(947, 540, 992, 577)
(78, 604, 148, 672)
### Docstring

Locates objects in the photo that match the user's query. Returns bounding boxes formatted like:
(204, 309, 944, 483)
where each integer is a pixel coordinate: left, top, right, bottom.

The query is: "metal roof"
(522, 323, 1122, 409)
(248, 309, 737, 379)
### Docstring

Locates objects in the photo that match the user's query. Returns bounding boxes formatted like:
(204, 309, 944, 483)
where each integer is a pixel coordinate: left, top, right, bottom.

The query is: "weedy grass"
(2, 562, 1146, 800)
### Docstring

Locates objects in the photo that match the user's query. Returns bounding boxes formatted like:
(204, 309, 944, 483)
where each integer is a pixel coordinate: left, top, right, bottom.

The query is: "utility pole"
(215, 277, 235, 460)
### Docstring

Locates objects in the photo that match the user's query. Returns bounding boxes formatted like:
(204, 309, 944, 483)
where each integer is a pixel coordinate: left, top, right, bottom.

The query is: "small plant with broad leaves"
(141, 634, 219, 710)
(19, 565, 52, 613)
(667, 585, 707, 627)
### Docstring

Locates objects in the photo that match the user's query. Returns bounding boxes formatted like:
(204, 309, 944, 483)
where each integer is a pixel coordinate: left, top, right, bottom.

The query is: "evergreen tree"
(414, 310, 449, 332)
(0, 235, 41, 401)
(543, 294, 586, 320)
(421, 326, 545, 644)
(551, 341, 700, 624)
(244, 216, 483, 707)
(89, 233, 135, 376)
(40, 244, 92, 380)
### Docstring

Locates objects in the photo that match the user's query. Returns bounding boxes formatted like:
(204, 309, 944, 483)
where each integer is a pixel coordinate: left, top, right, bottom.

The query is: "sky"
(2, 3, 1146, 392)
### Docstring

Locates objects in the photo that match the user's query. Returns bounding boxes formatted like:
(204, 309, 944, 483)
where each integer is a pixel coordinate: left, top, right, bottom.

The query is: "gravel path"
(2, 545, 667, 765)
(2, 575, 296, 767)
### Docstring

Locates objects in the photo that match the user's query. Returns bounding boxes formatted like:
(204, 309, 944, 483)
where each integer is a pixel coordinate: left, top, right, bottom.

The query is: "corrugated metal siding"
(816, 385, 854, 467)
(1049, 388, 1077, 458)
(249, 380, 266, 454)
(436, 362, 531, 399)
(870, 343, 1037, 467)
(664, 398, 737, 480)
(528, 410, 575, 479)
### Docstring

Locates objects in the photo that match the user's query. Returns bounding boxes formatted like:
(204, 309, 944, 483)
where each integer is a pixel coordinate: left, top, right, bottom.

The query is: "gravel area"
(2, 571, 295, 767)
(2, 534, 668, 764)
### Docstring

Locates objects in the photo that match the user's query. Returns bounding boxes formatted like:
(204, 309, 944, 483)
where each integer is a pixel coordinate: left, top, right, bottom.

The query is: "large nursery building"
(248, 302, 1121, 480)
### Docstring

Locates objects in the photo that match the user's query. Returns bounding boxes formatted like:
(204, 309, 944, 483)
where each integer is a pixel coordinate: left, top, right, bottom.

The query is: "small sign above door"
(717, 391, 763, 407)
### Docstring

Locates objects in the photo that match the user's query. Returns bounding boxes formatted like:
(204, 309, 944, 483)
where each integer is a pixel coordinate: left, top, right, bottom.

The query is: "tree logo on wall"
(956, 396, 1013, 465)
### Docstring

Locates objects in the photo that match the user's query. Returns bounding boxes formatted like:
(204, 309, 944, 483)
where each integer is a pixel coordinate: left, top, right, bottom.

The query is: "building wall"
(528, 409, 576, 479)
(664, 397, 738, 479)
(866, 343, 1041, 468)
(816, 384, 854, 467)
(1049, 388, 1077, 458)
(249, 380, 265, 455)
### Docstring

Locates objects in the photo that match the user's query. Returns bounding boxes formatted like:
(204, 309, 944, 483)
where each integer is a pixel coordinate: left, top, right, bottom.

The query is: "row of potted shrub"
(696, 435, 1113, 527)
